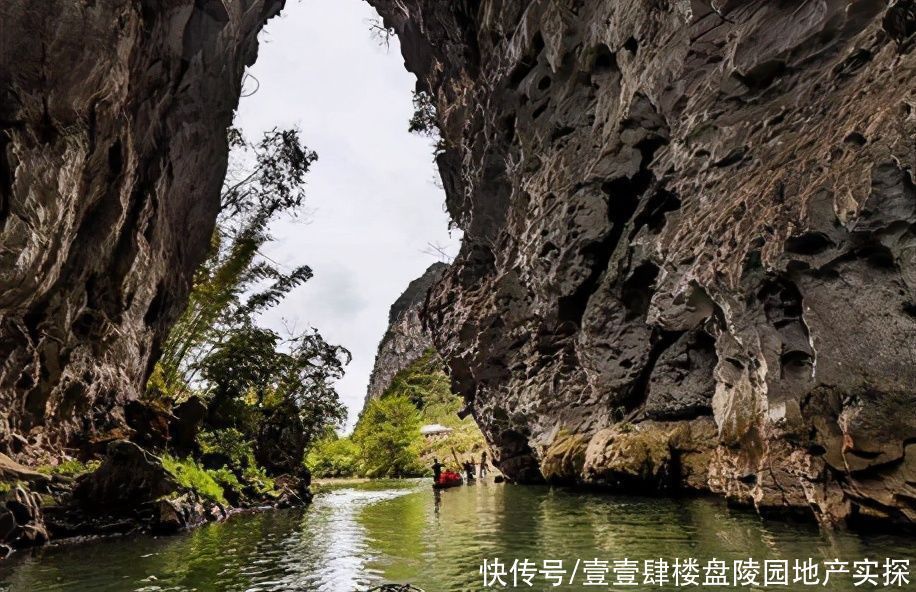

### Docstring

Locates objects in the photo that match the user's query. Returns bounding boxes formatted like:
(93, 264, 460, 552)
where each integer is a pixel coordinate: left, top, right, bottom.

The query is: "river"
(0, 479, 912, 591)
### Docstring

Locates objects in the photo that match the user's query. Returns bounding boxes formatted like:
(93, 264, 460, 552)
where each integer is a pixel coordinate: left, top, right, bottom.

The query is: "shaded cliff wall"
(365, 263, 448, 403)
(370, 0, 916, 525)
(0, 0, 283, 460)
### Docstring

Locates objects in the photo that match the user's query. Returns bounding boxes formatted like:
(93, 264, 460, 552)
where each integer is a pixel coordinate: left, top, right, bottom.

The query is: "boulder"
(73, 440, 177, 511)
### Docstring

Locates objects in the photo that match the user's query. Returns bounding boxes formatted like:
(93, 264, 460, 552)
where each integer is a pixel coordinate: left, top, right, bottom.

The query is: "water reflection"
(0, 480, 911, 591)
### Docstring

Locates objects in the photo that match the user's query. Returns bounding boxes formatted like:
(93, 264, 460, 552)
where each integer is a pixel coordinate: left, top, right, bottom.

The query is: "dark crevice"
(0, 131, 13, 225)
(734, 59, 788, 92)
(621, 262, 659, 320)
(758, 276, 815, 379)
(631, 188, 681, 236)
(712, 146, 746, 168)
(902, 302, 916, 318)
(784, 231, 835, 255)
(143, 281, 168, 326)
(557, 136, 667, 325)
(508, 32, 544, 88)
(627, 329, 685, 408)
(107, 140, 124, 177)
(590, 44, 617, 74)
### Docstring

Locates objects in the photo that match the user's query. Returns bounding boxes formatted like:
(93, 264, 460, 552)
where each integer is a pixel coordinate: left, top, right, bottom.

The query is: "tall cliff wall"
(370, 0, 916, 526)
(0, 0, 282, 460)
(365, 263, 448, 403)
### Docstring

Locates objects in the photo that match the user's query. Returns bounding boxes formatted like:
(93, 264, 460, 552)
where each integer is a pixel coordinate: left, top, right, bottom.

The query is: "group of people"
(431, 451, 489, 483)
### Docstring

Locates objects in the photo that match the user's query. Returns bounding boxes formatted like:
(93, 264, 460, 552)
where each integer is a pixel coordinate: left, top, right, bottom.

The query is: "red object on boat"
(433, 470, 463, 489)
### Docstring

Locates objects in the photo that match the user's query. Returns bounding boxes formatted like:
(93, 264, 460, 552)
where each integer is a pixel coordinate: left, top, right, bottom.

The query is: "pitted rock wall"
(0, 0, 283, 460)
(369, 0, 916, 525)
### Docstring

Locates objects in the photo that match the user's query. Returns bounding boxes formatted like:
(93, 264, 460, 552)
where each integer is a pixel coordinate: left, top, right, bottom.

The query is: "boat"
(433, 470, 463, 489)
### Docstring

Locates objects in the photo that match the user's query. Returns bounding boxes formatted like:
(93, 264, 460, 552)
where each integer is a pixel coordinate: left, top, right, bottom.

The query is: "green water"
(0, 480, 912, 591)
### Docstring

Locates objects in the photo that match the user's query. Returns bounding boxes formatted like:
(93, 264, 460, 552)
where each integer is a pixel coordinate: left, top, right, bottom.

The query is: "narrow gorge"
(0, 0, 914, 546)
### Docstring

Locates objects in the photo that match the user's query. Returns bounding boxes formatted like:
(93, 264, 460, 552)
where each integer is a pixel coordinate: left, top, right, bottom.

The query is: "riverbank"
(0, 440, 311, 559)
(2, 479, 912, 591)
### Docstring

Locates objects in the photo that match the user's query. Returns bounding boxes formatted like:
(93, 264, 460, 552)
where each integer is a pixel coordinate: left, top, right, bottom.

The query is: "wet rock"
(0, 510, 16, 540)
(583, 419, 717, 492)
(73, 440, 177, 511)
(170, 397, 208, 453)
(0, 454, 49, 484)
(124, 400, 175, 449)
(370, 0, 916, 527)
(0, 485, 50, 550)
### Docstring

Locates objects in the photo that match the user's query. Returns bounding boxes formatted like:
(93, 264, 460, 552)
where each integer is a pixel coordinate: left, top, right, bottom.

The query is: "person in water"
(432, 458, 443, 482)
(479, 451, 489, 477)
(463, 460, 476, 482)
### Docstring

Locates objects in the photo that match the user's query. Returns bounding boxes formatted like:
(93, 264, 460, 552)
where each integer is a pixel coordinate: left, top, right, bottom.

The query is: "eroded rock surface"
(365, 263, 448, 403)
(0, 0, 283, 461)
(370, 0, 916, 526)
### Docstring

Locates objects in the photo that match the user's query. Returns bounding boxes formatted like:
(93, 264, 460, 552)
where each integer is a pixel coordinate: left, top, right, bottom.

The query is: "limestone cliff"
(370, 0, 916, 526)
(0, 0, 283, 460)
(365, 263, 448, 403)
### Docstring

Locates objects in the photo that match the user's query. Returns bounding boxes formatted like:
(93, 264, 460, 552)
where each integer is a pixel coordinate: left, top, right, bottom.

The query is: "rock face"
(370, 0, 916, 525)
(0, 0, 283, 460)
(365, 263, 448, 403)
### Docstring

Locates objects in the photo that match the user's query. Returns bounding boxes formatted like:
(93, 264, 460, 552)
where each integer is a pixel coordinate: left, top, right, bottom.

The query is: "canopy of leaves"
(408, 91, 438, 137)
(352, 394, 424, 478)
(306, 350, 488, 479)
(146, 126, 349, 483)
(305, 431, 360, 478)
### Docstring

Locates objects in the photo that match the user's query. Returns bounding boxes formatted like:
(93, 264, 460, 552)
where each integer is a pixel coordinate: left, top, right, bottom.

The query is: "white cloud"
(235, 0, 460, 430)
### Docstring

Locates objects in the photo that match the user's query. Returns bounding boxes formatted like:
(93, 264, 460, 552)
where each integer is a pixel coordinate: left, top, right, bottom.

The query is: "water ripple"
(0, 480, 912, 592)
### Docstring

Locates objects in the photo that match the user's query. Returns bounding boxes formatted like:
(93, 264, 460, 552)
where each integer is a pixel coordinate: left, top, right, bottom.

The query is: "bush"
(305, 435, 360, 478)
(198, 428, 256, 470)
(242, 464, 277, 497)
(209, 467, 243, 497)
(37, 459, 100, 478)
(161, 454, 227, 505)
(352, 394, 425, 478)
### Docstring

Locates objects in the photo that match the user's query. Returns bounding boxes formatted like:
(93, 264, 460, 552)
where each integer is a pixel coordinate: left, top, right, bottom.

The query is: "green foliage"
(242, 464, 277, 497)
(198, 429, 256, 470)
(161, 454, 227, 505)
(143, 126, 349, 488)
(0, 482, 11, 495)
(37, 459, 100, 478)
(408, 91, 438, 137)
(305, 433, 360, 478)
(209, 467, 243, 497)
(389, 349, 487, 471)
(352, 394, 425, 478)
(383, 349, 452, 410)
(306, 349, 488, 479)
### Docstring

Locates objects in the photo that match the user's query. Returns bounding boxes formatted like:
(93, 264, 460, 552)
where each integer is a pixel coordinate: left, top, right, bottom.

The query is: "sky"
(234, 0, 461, 431)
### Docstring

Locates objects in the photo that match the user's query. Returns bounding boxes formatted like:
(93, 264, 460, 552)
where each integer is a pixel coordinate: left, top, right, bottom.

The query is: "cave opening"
(232, 0, 461, 431)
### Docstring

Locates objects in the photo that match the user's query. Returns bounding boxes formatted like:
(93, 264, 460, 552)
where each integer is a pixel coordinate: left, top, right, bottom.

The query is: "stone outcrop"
(365, 262, 448, 402)
(0, 0, 283, 462)
(370, 0, 916, 526)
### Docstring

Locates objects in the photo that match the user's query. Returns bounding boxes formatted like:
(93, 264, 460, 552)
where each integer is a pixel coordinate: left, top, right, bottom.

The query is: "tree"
(352, 394, 424, 478)
(408, 90, 438, 137)
(146, 126, 349, 478)
(201, 322, 348, 472)
(149, 128, 322, 401)
(305, 431, 360, 478)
